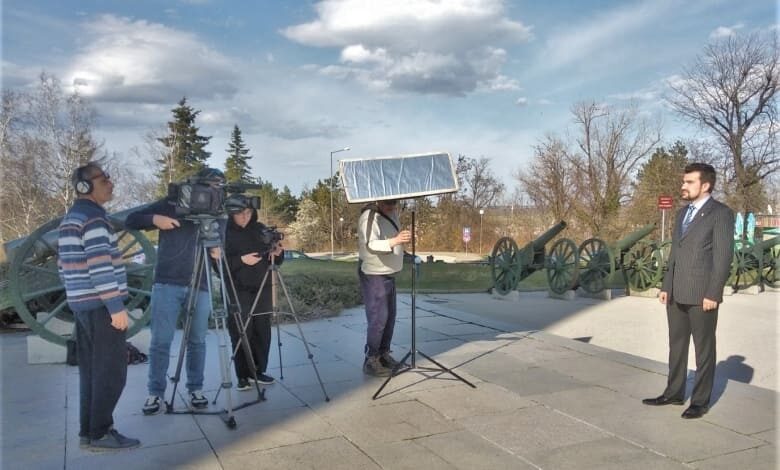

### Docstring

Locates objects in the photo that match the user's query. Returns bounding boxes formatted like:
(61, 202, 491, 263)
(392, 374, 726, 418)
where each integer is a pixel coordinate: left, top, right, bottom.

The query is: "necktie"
(681, 204, 695, 234)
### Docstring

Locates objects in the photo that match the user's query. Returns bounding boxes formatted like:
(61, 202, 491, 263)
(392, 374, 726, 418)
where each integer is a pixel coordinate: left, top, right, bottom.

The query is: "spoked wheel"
(759, 239, 779, 288)
(490, 237, 519, 295)
(8, 217, 156, 346)
(546, 238, 578, 294)
(730, 244, 761, 292)
(623, 240, 664, 292)
(578, 238, 614, 294)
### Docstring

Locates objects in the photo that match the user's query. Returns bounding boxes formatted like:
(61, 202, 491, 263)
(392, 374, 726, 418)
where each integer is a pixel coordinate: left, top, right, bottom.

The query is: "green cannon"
(578, 223, 658, 294)
(4, 205, 156, 346)
(730, 236, 780, 291)
(490, 221, 567, 295)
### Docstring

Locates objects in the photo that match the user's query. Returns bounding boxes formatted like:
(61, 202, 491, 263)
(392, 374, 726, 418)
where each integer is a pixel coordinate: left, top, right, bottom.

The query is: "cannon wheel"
(8, 217, 156, 346)
(761, 243, 779, 288)
(546, 238, 578, 294)
(491, 237, 520, 295)
(730, 244, 761, 291)
(623, 240, 664, 292)
(578, 238, 614, 294)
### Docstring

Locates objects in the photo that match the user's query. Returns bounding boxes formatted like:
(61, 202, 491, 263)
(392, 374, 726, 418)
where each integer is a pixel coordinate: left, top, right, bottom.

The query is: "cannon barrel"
(517, 221, 568, 275)
(613, 223, 657, 253)
(529, 221, 568, 253)
(3, 203, 152, 262)
(754, 235, 780, 252)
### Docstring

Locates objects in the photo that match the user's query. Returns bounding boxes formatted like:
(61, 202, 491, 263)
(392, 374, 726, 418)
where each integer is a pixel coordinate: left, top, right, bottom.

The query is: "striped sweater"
(57, 199, 128, 315)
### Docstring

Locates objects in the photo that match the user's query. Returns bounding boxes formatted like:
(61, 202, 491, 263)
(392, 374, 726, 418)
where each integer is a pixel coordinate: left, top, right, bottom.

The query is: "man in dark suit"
(643, 163, 735, 419)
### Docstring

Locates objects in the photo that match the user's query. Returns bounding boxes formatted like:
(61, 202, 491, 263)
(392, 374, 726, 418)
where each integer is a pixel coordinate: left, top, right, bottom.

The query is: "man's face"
(681, 171, 709, 202)
(87, 169, 114, 205)
(231, 208, 253, 228)
(378, 200, 398, 216)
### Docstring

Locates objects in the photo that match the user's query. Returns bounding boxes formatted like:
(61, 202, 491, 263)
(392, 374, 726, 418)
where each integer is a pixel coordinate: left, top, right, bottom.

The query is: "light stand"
(373, 199, 476, 399)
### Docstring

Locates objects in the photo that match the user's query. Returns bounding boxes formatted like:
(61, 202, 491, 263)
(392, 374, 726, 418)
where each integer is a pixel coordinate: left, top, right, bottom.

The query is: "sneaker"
(236, 378, 251, 391)
(251, 373, 275, 385)
(380, 352, 401, 369)
(363, 356, 391, 377)
(142, 395, 162, 415)
(89, 428, 140, 451)
(190, 390, 208, 408)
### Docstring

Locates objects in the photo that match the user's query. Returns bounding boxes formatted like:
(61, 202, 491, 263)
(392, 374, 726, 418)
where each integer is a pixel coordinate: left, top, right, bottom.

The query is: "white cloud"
(709, 23, 744, 40)
(515, 97, 528, 106)
(282, 0, 531, 96)
(65, 14, 238, 103)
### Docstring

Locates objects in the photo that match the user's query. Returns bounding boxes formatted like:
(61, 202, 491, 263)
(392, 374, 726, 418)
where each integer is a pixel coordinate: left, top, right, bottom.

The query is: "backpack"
(126, 342, 148, 365)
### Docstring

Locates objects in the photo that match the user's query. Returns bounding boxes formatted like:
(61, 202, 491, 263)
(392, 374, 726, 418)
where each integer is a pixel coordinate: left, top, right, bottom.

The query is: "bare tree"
(459, 156, 505, 210)
(515, 133, 575, 224)
(668, 32, 779, 213)
(569, 101, 661, 238)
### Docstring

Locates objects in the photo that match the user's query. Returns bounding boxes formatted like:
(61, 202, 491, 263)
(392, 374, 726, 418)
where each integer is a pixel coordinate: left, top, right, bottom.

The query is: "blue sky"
(2, 0, 777, 195)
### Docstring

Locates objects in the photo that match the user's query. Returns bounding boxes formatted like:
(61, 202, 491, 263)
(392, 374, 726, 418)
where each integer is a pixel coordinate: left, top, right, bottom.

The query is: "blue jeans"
(147, 283, 210, 396)
(359, 271, 397, 357)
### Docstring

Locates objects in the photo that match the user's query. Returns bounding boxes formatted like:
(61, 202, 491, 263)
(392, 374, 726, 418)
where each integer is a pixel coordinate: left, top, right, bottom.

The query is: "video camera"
(168, 174, 260, 217)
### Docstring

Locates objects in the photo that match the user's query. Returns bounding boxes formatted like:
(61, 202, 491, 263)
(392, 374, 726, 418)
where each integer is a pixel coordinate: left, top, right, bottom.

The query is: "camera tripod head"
(184, 214, 226, 244)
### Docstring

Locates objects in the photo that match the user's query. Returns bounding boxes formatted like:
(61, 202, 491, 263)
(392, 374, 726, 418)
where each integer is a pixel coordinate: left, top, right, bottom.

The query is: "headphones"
(74, 166, 94, 195)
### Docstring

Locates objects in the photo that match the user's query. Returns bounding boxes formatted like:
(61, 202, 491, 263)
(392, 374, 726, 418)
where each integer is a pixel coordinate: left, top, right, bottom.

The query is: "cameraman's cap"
(197, 167, 225, 184)
(225, 194, 251, 214)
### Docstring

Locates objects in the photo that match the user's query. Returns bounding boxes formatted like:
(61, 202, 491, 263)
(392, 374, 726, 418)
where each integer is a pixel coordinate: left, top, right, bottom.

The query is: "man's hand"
(241, 253, 262, 266)
(269, 243, 284, 259)
(390, 230, 412, 247)
(152, 215, 180, 230)
(209, 247, 221, 260)
(111, 310, 129, 331)
(658, 291, 668, 305)
(702, 297, 718, 311)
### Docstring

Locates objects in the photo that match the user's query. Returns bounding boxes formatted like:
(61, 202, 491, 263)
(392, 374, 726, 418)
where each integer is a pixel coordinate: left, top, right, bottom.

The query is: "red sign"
(658, 196, 674, 209)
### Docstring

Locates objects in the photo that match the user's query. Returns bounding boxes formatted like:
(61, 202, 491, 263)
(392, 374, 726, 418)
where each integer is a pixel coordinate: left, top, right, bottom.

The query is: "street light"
(479, 209, 485, 255)
(330, 147, 350, 259)
(339, 217, 344, 252)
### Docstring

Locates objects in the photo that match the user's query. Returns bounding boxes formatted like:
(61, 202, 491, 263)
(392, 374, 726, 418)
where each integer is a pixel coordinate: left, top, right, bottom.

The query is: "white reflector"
(339, 152, 458, 203)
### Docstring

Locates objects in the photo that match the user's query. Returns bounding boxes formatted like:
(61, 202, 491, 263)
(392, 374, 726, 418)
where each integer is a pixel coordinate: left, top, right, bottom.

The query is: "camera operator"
(224, 194, 284, 389)
(125, 167, 226, 415)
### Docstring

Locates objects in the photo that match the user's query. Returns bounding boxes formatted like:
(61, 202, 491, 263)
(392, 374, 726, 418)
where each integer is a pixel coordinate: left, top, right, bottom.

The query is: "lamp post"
(330, 147, 350, 259)
(479, 209, 485, 255)
(339, 217, 344, 252)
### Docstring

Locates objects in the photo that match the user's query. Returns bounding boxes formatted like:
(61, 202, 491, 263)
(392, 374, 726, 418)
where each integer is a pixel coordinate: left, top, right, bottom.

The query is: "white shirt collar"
(690, 195, 711, 212)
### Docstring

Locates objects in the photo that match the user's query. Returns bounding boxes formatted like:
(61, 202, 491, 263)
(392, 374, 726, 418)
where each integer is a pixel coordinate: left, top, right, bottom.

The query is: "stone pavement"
(1, 293, 776, 469)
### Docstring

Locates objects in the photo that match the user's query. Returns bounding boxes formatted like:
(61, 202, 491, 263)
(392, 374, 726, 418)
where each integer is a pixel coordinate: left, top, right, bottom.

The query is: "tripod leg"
(372, 350, 412, 399)
(274, 267, 330, 401)
(416, 351, 476, 388)
(167, 245, 205, 412)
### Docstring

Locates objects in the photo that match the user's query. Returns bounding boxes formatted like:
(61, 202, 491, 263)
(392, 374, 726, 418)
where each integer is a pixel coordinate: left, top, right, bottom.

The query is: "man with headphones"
(125, 167, 225, 415)
(58, 161, 140, 451)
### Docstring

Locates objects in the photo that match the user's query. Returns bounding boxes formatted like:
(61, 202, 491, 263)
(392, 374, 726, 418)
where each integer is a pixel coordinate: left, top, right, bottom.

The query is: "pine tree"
(157, 97, 211, 193)
(224, 124, 253, 183)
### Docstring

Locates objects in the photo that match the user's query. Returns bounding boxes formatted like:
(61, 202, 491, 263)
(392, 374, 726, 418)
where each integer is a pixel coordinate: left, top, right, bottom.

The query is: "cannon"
(4, 205, 156, 346)
(622, 239, 668, 292)
(577, 223, 658, 294)
(490, 221, 567, 295)
(730, 236, 779, 291)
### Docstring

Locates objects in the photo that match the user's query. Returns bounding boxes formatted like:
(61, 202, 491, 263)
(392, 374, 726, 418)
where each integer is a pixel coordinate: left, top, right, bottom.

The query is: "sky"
(2, 0, 777, 196)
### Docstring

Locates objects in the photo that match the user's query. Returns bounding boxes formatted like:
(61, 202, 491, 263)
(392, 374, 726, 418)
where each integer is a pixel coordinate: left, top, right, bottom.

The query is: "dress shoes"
(642, 395, 685, 406)
(681, 405, 708, 419)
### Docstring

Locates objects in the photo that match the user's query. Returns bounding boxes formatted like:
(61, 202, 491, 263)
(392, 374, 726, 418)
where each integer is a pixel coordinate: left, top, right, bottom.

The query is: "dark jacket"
(125, 199, 225, 289)
(225, 209, 284, 314)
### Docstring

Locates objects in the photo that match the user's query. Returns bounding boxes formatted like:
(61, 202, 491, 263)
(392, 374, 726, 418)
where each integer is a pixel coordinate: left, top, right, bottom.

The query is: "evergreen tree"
(224, 124, 253, 183)
(629, 141, 689, 237)
(275, 186, 299, 224)
(157, 97, 211, 193)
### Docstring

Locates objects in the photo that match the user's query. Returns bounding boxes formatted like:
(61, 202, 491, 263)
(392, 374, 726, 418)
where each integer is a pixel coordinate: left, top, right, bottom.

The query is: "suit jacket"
(661, 197, 735, 304)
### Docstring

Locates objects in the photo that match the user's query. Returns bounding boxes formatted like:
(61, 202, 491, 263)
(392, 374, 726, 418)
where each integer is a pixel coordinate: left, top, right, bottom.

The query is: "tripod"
(373, 199, 476, 399)
(167, 216, 265, 429)
(236, 249, 330, 402)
